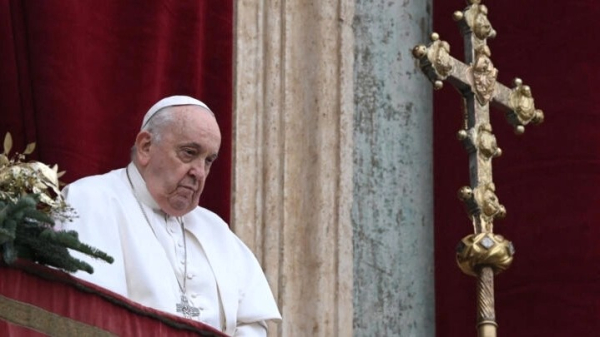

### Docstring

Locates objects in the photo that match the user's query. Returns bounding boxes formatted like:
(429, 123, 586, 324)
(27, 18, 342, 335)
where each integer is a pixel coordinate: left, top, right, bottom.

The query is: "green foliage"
(0, 194, 114, 273)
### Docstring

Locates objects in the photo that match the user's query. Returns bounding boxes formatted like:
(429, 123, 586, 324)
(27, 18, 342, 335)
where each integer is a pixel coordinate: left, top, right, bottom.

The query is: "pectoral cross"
(412, 1, 543, 336)
(176, 295, 200, 319)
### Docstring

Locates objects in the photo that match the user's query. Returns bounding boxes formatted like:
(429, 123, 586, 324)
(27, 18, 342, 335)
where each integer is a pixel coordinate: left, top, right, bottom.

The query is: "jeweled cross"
(176, 295, 200, 319)
(412, 1, 543, 336)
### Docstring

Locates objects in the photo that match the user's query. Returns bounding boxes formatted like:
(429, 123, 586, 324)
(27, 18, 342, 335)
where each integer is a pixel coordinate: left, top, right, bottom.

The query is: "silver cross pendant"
(176, 294, 200, 319)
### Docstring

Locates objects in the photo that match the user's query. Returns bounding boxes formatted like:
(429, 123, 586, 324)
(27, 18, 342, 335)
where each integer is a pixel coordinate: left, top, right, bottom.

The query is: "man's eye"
(181, 149, 197, 158)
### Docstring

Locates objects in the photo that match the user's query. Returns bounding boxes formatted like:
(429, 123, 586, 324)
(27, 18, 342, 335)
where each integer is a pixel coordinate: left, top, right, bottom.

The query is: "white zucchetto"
(141, 95, 211, 130)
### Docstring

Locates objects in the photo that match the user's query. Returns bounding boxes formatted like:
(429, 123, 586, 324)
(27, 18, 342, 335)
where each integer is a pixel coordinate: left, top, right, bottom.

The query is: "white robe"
(60, 163, 281, 336)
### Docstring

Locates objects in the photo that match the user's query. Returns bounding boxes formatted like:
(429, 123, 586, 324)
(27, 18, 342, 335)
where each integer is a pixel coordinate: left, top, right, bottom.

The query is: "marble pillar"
(353, 0, 435, 336)
(233, 0, 355, 336)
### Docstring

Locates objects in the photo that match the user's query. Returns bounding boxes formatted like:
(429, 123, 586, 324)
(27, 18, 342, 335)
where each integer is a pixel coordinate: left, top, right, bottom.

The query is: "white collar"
(126, 162, 162, 212)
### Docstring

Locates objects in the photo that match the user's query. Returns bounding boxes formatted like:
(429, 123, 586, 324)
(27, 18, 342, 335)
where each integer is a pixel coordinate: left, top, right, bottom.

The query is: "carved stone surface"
(233, 1, 354, 336)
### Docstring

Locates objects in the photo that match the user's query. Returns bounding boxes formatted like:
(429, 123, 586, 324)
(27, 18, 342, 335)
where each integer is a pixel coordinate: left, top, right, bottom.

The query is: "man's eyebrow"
(180, 143, 219, 157)
(180, 142, 201, 149)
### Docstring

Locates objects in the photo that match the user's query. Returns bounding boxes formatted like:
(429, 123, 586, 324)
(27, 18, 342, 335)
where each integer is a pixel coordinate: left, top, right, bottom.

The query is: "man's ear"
(135, 131, 152, 166)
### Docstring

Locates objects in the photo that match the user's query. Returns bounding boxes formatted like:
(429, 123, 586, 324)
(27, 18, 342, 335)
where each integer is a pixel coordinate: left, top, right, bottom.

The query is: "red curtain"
(433, 1, 600, 336)
(0, 0, 233, 222)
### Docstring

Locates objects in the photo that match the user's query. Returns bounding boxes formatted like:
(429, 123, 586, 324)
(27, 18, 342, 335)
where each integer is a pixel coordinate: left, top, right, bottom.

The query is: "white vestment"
(60, 163, 281, 336)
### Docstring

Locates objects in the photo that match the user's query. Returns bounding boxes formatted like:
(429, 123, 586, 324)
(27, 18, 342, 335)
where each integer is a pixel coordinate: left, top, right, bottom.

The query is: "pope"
(60, 95, 281, 336)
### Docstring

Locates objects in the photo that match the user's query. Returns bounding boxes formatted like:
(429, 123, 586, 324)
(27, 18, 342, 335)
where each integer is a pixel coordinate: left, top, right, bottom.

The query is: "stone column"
(233, 1, 354, 336)
(353, 1, 435, 336)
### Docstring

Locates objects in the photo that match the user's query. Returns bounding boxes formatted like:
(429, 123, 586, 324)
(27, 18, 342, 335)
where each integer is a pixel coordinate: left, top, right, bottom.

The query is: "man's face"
(136, 105, 221, 216)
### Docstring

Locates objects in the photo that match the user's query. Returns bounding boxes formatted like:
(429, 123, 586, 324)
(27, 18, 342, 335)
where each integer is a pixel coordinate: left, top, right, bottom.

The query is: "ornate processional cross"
(412, 1, 543, 336)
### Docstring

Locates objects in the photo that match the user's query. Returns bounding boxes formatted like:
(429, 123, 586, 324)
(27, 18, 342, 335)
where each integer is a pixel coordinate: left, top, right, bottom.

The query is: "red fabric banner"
(433, 1, 600, 336)
(0, 0, 233, 222)
(0, 260, 227, 336)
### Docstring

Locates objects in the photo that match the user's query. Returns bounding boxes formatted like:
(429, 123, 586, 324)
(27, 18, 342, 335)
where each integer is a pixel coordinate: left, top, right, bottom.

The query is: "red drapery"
(433, 1, 600, 336)
(0, 260, 227, 336)
(0, 0, 232, 222)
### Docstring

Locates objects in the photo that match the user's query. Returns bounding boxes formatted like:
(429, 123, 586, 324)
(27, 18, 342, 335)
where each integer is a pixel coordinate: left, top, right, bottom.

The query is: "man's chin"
(164, 198, 196, 217)
(163, 207, 193, 218)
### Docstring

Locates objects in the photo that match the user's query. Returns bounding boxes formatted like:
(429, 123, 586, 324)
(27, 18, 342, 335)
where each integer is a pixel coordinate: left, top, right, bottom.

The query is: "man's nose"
(188, 160, 207, 180)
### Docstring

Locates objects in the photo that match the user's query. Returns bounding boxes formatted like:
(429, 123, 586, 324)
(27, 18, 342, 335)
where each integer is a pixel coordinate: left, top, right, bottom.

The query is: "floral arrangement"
(0, 132, 113, 273)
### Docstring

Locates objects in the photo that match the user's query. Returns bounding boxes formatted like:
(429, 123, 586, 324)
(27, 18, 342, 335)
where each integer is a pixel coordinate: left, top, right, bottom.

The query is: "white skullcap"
(141, 95, 211, 130)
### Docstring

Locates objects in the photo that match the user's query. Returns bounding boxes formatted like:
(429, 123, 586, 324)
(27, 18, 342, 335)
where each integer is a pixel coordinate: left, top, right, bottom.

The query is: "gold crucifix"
(412, 1, 544, 336)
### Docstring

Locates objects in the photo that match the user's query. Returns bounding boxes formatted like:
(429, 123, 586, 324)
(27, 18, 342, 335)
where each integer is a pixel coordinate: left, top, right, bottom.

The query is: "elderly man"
(61, 96, 281, 336)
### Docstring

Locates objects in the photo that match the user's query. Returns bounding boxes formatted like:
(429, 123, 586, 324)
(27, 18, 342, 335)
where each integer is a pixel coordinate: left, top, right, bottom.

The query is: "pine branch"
(15, 233, 94, 273)
(0, 194, 114, 274)
(40, 229, 114, 264)
(2, 241, 16, 264)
